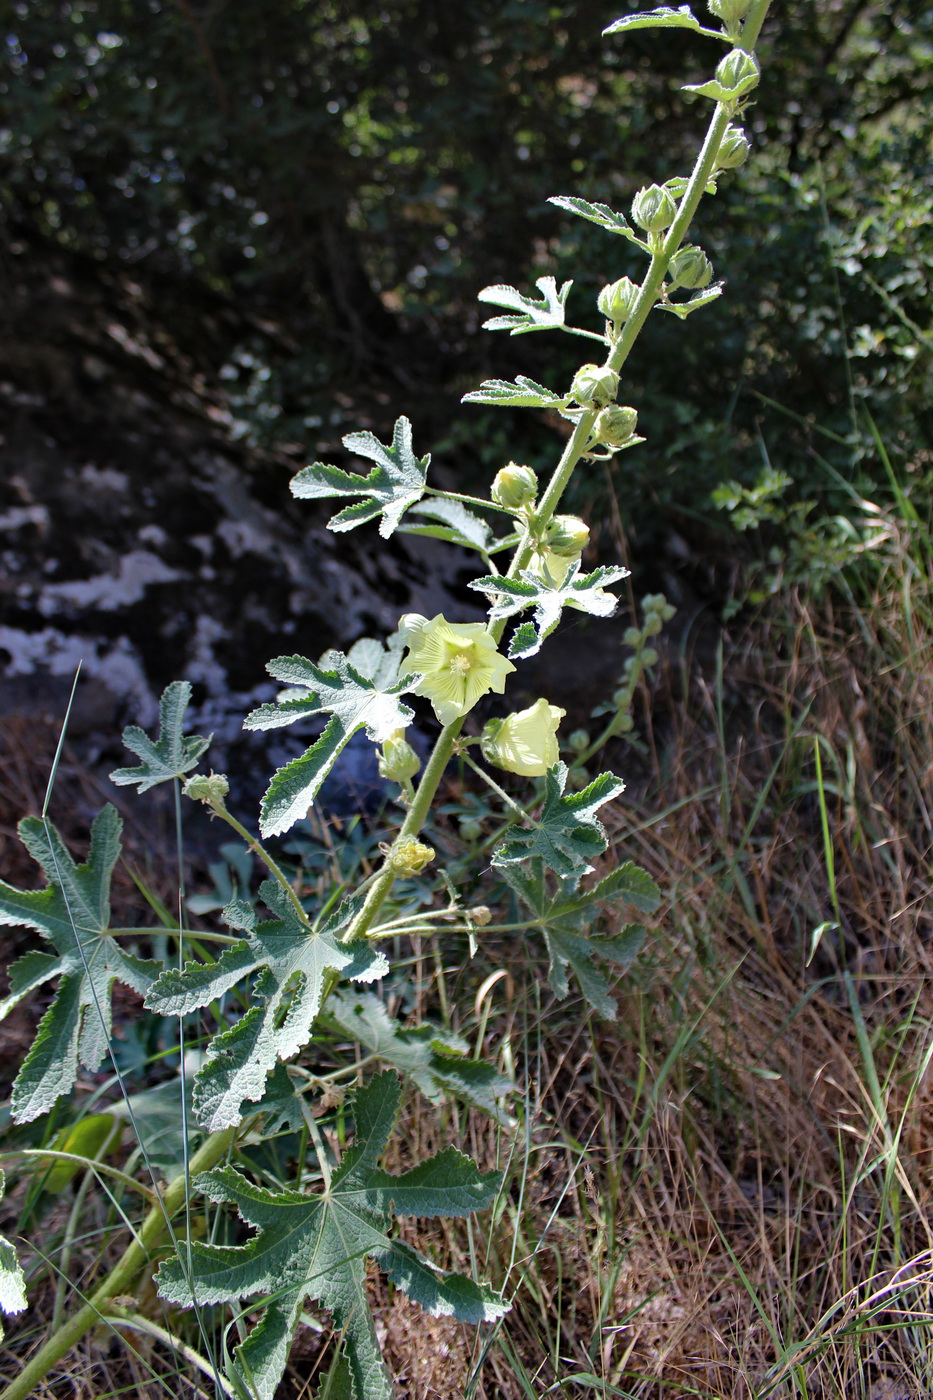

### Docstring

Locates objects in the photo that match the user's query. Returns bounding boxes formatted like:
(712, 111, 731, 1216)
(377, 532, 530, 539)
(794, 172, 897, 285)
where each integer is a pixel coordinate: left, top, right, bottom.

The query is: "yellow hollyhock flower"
(402, 613, 516, 726)
(481, 697, 566, 777)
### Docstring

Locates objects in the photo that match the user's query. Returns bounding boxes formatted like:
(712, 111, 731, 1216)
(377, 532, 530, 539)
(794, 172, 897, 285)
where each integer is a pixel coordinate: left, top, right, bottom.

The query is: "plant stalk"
(0, 1128, 235, 1400)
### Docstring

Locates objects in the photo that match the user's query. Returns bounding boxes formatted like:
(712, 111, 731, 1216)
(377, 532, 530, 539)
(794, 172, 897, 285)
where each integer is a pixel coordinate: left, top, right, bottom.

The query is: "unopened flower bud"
(183, 772, 230, 806)
(378, 730, 421, 788)
(568, 729, 590, 754)
(623, 627, 642, 648)
(481, 698, 566, 777)
(386, 837, 435, 877)
(718, 124, 751, 169)
(715, 48, 760, 96)
(668, 245, 713, 291)
(459, 817, 483, 843)
(531, 548, 576, 587)
(570, 363, 619, 408)
(492, 462, 538, 510)
(470, 905, 493, 927)
(593, 405, 638, 448)
(641, 647, 659, 666)
(597, 276, 639, 326)
(631, 183, 677, 233)
(708, 0, 753, 21)
(545, 514, 590, 558)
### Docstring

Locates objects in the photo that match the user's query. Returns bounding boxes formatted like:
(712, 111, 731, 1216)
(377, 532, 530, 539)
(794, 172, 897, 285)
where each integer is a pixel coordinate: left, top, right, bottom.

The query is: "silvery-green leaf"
(109, 681, 212, 794)
(244, 648, 416, 836)
(401, 499, 494, 553)
(146, 882, 383, 1131)
(477, 276, 572, 335)
(470, 562, 630, 659)
(461, 375, 569, 408)
(493, 763, 625, 886)
(547, 196, 649, 249)
(603, 5, 726, 40)
(0, 807, 160, 1122)
(157, 1072, 507, 1400)
(659, 283, 724, 319)
(291, 416, 429, 537)
(326, 991, 512, 1122)
(0, 1173, 27, 1339)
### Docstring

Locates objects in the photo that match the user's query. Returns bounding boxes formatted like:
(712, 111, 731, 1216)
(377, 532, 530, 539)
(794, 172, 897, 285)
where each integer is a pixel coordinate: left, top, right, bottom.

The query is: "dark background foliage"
(2, 0, 931, 570)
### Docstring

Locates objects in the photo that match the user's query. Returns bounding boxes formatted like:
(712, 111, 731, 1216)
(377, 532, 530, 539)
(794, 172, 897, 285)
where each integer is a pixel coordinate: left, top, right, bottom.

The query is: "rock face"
(0, 235, 469, 794)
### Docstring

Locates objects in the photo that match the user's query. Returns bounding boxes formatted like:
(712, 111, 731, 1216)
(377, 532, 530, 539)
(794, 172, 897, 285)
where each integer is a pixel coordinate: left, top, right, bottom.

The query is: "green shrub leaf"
(146, 882, 385, 1131)
(471, 562, 630, 658)
(0, 806, 160, 1122)
(156, 1072, 507, 1400)
(290, 416, 429, 537)
(109, 681, 212, 794)
(244, 645, 416, 837)
(492, 763, 625, 886)
(461, 375, 569, 408)
(477, 275, 572, 335)
(500, 856, 651, 1016)
(326, 991, 512, 1121)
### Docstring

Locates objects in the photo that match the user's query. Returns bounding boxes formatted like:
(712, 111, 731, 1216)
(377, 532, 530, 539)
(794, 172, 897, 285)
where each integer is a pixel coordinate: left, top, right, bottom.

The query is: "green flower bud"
(597, 276, 639, 326)
(545, 514, 590, 558)
(707, 0, 753, 21)
(568, 728, 590, 753)
(623, 627, 642, 648)
(570, 363, 620, 408)
(668, 245, 713, 291)
(631, 183, 677, 233)
(183, 772, 230, 806)
(378, 729, 421, 787)
(641, 647, 659, 666)
(458, 817, 484, 844)
(718, 124, 751, 169)
(593, 405, 638, 448)
(715, 48, 760, 95)
(617, 713, 635, 733)
(491, 461, 538, 510)
(531, 548, 576, 587)
(386, 837, 435, 877)
(481, 698, 566, 777)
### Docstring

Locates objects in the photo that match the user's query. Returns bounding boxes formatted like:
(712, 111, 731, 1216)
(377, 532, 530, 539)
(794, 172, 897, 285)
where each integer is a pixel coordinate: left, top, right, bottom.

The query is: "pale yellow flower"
(481, 697, 566, 777)
(402, 614, 516, 726)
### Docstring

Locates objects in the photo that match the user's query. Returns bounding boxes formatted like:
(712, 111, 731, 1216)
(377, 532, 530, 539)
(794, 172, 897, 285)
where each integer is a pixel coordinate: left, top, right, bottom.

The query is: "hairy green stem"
(209, 801, 308, 924)
(0, 1128, 235, 1400)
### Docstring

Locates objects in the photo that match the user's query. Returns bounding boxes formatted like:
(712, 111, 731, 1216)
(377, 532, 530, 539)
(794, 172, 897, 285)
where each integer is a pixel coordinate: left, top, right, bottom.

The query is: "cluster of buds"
(667, 245, 713, 292)
(384, 837, 435, 877)
(183, 772, 230, 807)
(717, 123, 751, 171)
(591, 405, 639, 451)
(708, 0, 753, 26)
(597, 275, 639, 335)
(481, 698, 566, 777)
(631, 183, 677, 235)
(713, 48, 760, 101)
(570, 363, 619, 409)
(378, 728, 421, 800)
(491, 461, 538, 513)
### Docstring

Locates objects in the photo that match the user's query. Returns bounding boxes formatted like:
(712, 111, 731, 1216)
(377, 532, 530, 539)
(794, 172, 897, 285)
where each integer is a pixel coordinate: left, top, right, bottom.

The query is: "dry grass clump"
(427, 512, 933, 1398)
